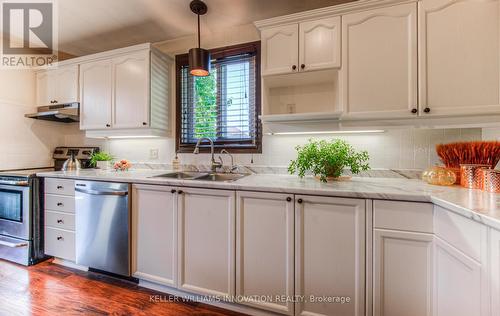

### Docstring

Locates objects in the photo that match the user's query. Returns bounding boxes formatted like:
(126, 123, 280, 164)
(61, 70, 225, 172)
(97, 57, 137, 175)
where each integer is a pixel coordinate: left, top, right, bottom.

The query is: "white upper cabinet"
(112, 51, 150, 129)
(79, 59, 113, 130)
(342, 3, 418, 118)
(261, 17, 340, 76)
(419, 0, 500, 116)
(236, 192, 294, 315)
(261, 24, 299, 76)
(299, 17, 341, 72)
(36, 64, 79, 106)
(295, 195, 365, 316)
(132, 184, 177, 287)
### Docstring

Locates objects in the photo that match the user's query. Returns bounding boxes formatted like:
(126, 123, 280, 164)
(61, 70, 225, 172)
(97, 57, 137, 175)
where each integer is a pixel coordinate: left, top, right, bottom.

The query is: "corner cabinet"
(261, 16, 341, 76)
(80, 44, 172, 137)
(341, 3, 418, 119)
(36, 64, 79, 106)
(295, 195, 366, 316)
(419, 0, 500, 116)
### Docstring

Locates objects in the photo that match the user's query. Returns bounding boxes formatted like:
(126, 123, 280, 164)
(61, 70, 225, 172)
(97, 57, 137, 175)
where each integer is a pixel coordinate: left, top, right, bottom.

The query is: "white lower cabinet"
(132, 184, 177, 287)
(491, 229, 500, 316)
(373, 229, 433, 316)
(295, 195, 366, 316)
(236, 191, 294, 315)
(433, 236, 482, 316)
(177, 187, 236, 297)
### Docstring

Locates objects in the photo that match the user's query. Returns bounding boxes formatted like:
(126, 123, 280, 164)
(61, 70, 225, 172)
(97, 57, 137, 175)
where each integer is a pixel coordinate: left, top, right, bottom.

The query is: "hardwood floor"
(0, 259, 246, 316)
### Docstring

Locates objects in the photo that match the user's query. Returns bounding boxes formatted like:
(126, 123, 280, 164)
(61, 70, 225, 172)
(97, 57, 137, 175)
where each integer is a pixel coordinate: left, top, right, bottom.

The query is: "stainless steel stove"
(0, 168, 52, 265)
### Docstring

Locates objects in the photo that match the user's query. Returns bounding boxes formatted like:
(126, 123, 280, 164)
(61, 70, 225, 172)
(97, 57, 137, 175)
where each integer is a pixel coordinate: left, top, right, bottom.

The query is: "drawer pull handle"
(171, 189, 176, 194)
(57, 202, 63, 206)
(297, 198, 303, 204)
(57, 219, 63, 223)
(57, 185, 63, 189)
(57, 236, 63, 241)
(286, 197, 292, 202)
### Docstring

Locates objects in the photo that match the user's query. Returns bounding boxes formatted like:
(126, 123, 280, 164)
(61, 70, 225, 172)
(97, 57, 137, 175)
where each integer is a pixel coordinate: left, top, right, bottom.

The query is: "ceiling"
(58, 0, 355, 56)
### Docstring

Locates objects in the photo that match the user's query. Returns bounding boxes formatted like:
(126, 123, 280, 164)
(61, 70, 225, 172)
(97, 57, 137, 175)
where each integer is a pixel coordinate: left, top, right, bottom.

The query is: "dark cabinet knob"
(106, 124, 111, 127)
(57, 219, 63, 223)
(54, 100, 58, 104)
(424, 107, 431, 113)
(286, 197, 292, 202)
(57, 236, 63, 240)
(292, 65, 297, 70)
(411, 108, 418, 114)
(297, 198, 303, 204)
(301, 64, 305, 69)
(142, 122, 147, 126)
(56, 185, 63, 189)
(57, 202, 63, 206)
(178, 190, 184, 194)
(171, 189, 176, 194)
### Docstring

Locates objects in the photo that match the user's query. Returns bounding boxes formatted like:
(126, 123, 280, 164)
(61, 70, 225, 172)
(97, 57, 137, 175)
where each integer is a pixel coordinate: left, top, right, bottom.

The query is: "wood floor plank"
(0, 259, 246, 316)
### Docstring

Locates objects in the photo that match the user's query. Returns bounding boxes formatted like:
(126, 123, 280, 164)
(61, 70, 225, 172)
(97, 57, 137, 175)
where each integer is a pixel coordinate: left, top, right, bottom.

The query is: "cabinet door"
(490, 229, 500, 316)
(236, 191, 294, 315)
(113, 50, 150, 128)
(36, 70, 55, 105)
(299, 16, 341, 71)
(177, 188, 235, 297)
(419, 0, 500, 116)
(132, 184, 177, 287)
(342, 3, 418, 118)
(373, 229, 433, 316)
(261, 24, 299, 76)
(55, 65, 79, 104)
(79, 59, 113, 130)
(433, 237, 482, 316)
(295, 195, 365, 316)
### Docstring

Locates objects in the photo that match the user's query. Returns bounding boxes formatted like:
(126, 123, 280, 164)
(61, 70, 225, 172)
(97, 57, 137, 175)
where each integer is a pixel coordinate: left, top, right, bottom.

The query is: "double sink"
(151, 171, 249, 182)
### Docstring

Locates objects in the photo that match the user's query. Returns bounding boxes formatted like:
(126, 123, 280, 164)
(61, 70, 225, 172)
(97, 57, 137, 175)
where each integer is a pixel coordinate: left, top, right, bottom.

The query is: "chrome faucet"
(219, 149, 237, 173)
(193, 137, 222, 172)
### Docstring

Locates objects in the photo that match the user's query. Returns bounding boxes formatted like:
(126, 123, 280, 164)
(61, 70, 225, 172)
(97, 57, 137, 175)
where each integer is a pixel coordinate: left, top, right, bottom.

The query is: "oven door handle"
(75, 188, 128, 196)
(0, 240, 28, 248)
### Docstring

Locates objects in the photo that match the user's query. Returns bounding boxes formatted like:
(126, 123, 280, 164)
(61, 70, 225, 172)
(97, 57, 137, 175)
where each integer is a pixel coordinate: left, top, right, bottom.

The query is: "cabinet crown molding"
(254, 0, 416, 29)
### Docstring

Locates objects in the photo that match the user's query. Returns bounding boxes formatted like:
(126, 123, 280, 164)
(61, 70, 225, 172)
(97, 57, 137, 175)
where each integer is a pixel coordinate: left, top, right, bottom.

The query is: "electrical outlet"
(149, 149, 159, 160)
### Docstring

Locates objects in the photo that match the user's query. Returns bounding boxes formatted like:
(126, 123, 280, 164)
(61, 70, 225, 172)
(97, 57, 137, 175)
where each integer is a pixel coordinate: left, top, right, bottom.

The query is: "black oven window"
(0, 189, 23, 222)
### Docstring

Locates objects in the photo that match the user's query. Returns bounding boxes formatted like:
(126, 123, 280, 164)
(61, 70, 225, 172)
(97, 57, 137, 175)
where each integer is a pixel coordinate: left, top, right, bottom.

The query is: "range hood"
(25, 103, 79, 123)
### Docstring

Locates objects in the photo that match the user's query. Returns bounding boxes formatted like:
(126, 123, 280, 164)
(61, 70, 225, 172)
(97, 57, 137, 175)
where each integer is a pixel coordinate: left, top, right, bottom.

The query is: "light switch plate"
(149, 148, 159, 160)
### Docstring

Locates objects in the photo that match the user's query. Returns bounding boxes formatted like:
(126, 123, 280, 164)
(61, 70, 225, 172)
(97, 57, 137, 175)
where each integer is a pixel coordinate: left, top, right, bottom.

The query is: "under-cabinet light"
(265, 130, 386, 136)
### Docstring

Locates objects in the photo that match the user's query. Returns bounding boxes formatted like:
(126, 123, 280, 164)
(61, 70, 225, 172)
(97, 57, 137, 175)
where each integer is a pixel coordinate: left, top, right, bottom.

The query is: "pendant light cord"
(197, 14, 201, 48)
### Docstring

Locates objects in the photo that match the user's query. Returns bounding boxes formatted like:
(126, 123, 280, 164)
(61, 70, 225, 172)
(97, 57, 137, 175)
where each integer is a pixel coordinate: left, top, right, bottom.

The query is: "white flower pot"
(96, 161, 111, 170)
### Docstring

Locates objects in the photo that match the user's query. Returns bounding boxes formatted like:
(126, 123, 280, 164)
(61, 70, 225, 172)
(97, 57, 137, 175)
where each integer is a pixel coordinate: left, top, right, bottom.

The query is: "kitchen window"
(175, 41, 261, 153)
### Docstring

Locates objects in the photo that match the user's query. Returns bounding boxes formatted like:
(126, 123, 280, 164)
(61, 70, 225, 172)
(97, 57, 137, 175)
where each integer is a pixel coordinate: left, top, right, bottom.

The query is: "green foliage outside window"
(194, 70, 217, 139)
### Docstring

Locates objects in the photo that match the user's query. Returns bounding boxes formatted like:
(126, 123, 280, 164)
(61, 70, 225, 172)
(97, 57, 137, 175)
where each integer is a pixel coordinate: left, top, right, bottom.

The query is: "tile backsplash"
(73, 128, 482, 171)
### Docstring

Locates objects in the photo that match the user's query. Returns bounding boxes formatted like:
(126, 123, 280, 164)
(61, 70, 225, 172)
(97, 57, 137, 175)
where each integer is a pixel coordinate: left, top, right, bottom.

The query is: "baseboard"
(52, 257, 89, 272)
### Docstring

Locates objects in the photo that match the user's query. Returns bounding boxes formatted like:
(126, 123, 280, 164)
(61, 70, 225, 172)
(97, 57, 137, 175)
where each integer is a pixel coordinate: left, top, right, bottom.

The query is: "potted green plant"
(89, 151, 114, 170)
(288, 139, 370, 182)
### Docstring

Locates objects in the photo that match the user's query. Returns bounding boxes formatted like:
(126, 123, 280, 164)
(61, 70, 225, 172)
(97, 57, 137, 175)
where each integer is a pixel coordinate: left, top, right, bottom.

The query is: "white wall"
(0, 69, 71, 170)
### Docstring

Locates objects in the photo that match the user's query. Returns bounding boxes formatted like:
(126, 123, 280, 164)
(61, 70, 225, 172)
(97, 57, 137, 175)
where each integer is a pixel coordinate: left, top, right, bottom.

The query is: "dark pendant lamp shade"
(189, 0, 211, 77)
(189, 47, 211, 77)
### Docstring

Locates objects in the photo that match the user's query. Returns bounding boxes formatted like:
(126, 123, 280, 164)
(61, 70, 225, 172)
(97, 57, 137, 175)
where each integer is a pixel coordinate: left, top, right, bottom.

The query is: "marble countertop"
(37, 169, 500, 231)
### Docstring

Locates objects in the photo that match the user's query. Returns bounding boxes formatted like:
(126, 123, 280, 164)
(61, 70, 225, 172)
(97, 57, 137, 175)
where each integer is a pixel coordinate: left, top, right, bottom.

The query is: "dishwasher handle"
(75, 187, 128, 196)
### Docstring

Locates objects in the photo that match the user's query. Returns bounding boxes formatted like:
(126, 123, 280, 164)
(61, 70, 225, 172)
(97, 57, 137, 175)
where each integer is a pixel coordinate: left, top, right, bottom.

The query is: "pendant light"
(189, 0, 211, 77)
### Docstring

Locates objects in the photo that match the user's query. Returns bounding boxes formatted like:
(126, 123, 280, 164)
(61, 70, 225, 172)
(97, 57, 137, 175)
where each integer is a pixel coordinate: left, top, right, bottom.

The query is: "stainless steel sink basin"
(151, 171, 249, 182)
(196, 173, 249, 182)
(151, 172, 209, 180)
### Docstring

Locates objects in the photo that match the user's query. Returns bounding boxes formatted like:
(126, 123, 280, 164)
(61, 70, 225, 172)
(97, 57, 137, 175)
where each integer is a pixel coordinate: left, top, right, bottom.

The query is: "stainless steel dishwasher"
(74, 180, 130, 277)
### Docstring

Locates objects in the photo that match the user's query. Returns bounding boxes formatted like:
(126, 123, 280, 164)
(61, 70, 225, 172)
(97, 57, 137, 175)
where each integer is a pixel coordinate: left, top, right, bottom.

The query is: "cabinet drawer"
(434, 205, 485, 262)
(45, 227, 75, 261)
(45, 178, 75, 196)
(45, 210, 75, 231)
(45, 194, 75, 213)
(374, 200, 433, 233)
